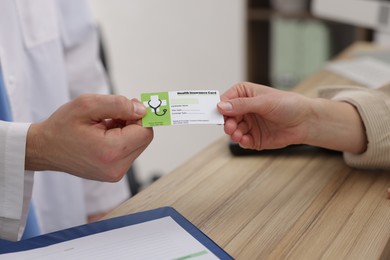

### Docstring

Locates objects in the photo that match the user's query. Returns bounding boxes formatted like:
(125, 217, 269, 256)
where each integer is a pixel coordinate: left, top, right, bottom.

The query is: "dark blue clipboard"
(0, 206, 233, 259)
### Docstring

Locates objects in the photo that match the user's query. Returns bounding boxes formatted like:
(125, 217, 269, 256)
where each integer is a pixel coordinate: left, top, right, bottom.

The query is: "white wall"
(87, 0, 246, 184)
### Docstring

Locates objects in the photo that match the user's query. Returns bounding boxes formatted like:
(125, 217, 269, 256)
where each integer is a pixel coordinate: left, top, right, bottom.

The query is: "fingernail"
(218, 101, 233, 111)
(134, 102, 146, 116)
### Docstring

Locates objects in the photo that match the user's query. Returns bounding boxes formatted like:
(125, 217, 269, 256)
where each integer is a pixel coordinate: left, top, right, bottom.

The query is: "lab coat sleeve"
(0, 121, 33, 241)
(319, 85, 390, 170)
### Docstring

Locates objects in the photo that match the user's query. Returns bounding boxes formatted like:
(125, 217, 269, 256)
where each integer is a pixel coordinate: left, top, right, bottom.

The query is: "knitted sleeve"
(319, 85, 390, 169)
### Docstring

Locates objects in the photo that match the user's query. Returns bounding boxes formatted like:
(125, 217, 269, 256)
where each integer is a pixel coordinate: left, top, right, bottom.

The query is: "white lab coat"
(0, 0, 130, 241)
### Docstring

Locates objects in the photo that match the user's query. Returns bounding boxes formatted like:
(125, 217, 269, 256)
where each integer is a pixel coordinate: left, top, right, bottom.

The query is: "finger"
(101, 124, 153, 166)
(121, 124, 154, 150)
(230, 120, 249, 143)
(98, 123, 153, 156)
(220, 82, 254, 101)
(224, 118, 238, 135)
(239, 135, 256, 150)
(231, 129, 243, 143)
(218, 96, 263, 117)
(236, 120, 250, 136)
(131, 99, 147, 117)
(220, 86, 240, 101)
(75, 94, 146, 122)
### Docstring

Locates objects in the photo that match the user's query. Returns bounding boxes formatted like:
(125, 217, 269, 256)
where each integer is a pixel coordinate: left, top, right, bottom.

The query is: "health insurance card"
(141, 90, 224, 127)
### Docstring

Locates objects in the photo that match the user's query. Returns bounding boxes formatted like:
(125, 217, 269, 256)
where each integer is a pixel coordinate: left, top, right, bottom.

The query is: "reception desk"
(105, 42, 390, 259)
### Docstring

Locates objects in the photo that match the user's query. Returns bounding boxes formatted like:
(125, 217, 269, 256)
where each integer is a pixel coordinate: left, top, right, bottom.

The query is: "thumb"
(76, 94, 146, 121)
(217, 97, 262, 116)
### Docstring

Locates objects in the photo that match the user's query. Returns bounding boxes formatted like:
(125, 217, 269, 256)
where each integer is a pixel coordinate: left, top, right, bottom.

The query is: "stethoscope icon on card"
(146, 95, 167, 117)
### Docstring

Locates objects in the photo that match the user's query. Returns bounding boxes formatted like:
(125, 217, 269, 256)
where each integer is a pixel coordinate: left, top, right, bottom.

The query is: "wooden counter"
(105, 42, 390, 259)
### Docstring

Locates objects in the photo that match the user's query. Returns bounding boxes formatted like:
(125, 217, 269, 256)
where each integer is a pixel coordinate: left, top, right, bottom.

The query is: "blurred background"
(87, 0, 387, 190)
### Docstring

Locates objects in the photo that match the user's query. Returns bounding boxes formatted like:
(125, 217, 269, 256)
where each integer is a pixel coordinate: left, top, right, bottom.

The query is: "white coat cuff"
(0, 121, 33, 241)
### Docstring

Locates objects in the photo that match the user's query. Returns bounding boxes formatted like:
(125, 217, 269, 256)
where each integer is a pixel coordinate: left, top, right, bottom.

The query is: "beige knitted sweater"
(319, 85, 390, 170)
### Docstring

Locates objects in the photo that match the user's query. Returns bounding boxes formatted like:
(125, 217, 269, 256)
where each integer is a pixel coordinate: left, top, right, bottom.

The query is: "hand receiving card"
(141, 90, 224, 127)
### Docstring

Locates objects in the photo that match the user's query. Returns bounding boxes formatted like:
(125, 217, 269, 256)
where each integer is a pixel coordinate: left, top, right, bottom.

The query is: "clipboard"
(0, 206, 233, 259)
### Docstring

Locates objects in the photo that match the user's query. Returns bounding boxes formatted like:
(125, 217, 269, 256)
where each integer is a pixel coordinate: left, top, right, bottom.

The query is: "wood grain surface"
(105, 42, 390, 260)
